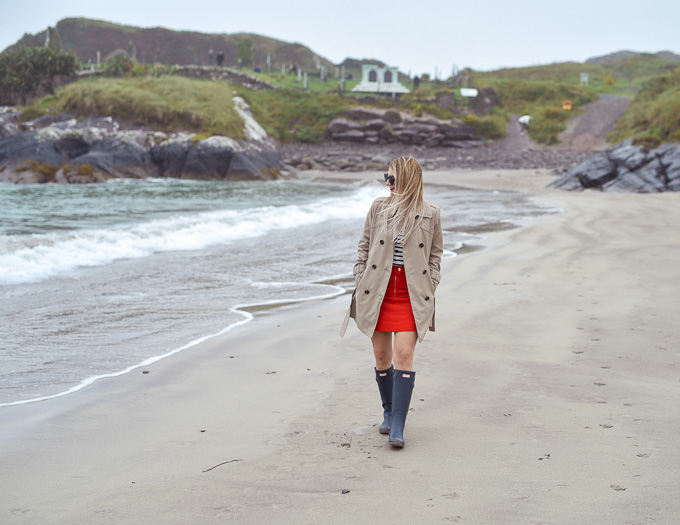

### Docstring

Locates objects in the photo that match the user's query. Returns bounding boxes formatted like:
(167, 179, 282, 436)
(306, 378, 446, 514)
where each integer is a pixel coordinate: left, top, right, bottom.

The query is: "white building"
(351, 64, 410, 94)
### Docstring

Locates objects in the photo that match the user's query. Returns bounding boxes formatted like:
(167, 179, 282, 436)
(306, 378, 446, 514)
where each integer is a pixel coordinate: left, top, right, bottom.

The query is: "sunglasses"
(384, 173, 395, 185)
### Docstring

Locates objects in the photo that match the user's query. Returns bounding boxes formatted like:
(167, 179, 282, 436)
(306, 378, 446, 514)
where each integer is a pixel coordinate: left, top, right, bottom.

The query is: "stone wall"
(173, 65, 276, 90)
(326, 108, 481, 148)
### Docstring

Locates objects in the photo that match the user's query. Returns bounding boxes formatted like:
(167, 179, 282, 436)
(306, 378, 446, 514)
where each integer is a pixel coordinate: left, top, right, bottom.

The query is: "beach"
(1, 168, 679, 524)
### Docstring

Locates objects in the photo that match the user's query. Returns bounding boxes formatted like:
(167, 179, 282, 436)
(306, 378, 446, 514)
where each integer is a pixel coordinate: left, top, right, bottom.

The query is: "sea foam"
(0, 184, 383, 286)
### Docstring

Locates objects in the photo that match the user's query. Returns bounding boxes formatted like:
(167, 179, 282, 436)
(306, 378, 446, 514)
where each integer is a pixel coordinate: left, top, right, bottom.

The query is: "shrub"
(0, 47, 78, 104)
(462, 113, 507, 140)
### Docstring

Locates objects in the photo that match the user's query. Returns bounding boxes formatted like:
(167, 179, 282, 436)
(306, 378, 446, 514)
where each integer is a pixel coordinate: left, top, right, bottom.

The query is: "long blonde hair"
(381, 155, 425, 241)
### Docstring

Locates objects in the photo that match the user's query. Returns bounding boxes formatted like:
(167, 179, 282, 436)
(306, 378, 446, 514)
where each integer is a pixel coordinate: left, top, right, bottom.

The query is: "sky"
(1, 0, 679, 75)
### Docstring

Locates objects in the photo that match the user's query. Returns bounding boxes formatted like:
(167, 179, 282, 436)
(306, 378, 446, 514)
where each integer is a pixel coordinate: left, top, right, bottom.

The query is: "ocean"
(0, 176, 557, 406)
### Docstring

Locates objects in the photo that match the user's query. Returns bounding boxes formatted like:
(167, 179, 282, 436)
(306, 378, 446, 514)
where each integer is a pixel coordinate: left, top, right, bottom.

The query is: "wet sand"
(1, 169, 679, 524)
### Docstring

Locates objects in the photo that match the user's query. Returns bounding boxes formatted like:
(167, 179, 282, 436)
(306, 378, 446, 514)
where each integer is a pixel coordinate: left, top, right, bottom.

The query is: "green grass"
(236, 87, 351, 142)
(248, 69, 360, 94)
(464, 78, 598, 144)
(25, 76, 246, 138)
(607, 67, 680, 145)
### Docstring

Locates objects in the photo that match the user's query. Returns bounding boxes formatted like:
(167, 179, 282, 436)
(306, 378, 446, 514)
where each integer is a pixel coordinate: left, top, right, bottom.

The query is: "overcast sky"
(1, 0, 679, 75)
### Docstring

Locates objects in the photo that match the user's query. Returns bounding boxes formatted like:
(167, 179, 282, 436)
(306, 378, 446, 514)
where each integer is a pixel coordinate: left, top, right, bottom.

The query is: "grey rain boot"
(388, 370, 416, 448)
(375, 366, 394, 434)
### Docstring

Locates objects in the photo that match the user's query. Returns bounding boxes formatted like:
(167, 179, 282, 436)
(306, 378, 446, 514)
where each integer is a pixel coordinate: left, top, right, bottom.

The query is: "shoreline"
(0, 171, 532, 408)
(2, 168, 679, 523)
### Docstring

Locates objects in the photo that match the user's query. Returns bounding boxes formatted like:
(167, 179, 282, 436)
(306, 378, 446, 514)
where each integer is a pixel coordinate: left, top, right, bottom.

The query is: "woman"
(340, 155, 443, 447)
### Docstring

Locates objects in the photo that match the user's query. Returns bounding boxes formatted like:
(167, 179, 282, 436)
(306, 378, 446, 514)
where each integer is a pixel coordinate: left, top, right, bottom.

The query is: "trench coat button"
(425, 296, 430, 301)
(419, 243, 424, 248)
(372, 264, 377, 269)
(364, 290, 370, 294)
(423, 270, 427, 274)
(380, 240, 385, 245)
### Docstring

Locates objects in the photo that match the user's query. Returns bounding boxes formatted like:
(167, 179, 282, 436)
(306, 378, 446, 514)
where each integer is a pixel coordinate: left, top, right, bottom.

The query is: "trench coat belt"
(340, 307, 351, 338)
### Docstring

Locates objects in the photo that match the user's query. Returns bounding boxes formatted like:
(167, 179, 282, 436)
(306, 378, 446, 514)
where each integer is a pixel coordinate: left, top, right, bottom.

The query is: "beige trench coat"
(340, 196, 443, 342)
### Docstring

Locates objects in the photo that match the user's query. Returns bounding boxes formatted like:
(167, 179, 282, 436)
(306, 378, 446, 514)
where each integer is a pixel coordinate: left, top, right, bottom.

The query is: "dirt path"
(556, 94, 631, 151)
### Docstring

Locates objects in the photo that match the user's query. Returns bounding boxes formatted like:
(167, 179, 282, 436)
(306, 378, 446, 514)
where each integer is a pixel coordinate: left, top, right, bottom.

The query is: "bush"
(462, 113, 507, 140)
(528, 105, 569, 145)
(0, 46, 78, 104)
(607, 67, 680, 144)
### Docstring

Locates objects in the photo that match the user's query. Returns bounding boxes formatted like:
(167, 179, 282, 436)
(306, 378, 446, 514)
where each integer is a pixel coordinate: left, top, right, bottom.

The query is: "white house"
(351, 64, 410, 94)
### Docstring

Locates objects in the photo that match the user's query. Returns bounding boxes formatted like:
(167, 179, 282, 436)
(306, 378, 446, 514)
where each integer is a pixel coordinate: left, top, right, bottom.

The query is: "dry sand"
(1, 169, 679, 524)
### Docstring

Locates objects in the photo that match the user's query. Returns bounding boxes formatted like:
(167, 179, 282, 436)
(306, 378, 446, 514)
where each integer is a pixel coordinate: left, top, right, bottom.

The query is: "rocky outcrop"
(0, 100, 280, 184)
(548, 139, 680, 192)
(326, 108, 481, 148)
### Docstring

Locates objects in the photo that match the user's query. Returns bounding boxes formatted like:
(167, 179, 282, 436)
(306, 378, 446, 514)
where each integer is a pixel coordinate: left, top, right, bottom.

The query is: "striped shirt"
(393, 233, 404, 266)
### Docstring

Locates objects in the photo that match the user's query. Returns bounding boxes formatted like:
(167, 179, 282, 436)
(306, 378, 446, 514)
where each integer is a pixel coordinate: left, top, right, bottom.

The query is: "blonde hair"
(381, 155, 425, 241)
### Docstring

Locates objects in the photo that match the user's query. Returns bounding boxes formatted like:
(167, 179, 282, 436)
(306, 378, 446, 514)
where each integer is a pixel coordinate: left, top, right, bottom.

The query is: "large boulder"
(549, 140, 680, 192)
(149, 135, 192, 178)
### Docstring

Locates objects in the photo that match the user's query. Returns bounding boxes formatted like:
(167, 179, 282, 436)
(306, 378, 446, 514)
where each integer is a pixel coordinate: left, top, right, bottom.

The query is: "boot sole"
(379, 427, 390, 434)
(389, 438, 404, 448)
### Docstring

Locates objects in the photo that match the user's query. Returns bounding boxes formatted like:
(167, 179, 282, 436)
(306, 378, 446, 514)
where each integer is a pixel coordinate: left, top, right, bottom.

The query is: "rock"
(382, 110, 402, 124)
(549, 140, 680, 192)
(602, 166, 662, 192)
(327, 118, 353, 134)
(363, 119, 386, 131)
(424, 135, 443, 147)
(54, 133, 91, 159)
(411, 123, 438, 134)
(659, 144, 680, 171)
(332, 129, 365, 142)
(666, 167, 680, 191)
(150, 135, 192, 178)
(0, 108, 22, 138)
(550, 152, 617, 189)
(344, 108, 382, 121)
(183, 136, 237, 180)
(608, 140, 647, 170)
(0, 129, 66, 168)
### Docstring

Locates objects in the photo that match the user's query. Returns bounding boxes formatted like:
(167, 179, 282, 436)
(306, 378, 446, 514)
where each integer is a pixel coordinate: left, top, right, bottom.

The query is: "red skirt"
(375, 266, 417, 333)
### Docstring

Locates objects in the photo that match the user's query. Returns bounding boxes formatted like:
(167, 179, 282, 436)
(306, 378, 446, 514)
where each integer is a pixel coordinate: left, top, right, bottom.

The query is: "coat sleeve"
(429, 206, 443, 291)
(353, 203, 373, 285)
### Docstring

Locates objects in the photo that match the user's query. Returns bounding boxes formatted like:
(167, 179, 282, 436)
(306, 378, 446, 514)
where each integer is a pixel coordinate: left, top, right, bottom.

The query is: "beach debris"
(538, 454, 551, 461)
(594, 382, 607, 386)
(610, 485, 627, 491)
(341, 489, 350, 494)
(202, 459, 243, 473)
(142, 370, 149, 374)
(340, 442, 351, 448)
(600, 424, 613, 429)
(265, 370, 277, 374)
(200, 429, 206, 433)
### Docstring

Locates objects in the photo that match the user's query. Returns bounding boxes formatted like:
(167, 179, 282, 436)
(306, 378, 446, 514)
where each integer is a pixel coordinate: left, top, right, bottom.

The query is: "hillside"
(5, 18, 338, 75)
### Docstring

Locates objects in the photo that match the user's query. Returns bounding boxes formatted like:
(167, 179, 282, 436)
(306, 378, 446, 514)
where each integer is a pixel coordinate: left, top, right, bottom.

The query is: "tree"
(0, 47, 78, 105)
(237, 39, 253, 69)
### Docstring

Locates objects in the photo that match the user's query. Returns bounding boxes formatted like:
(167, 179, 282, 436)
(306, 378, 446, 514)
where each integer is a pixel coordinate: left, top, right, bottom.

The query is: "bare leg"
(371, 330, 393, 370)
(393, 331, 417, 371)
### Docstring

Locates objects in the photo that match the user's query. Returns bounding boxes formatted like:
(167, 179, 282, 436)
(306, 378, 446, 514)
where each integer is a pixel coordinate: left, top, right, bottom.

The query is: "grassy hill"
(6, 17, 338, 75)
(607, 66, 680, 146)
